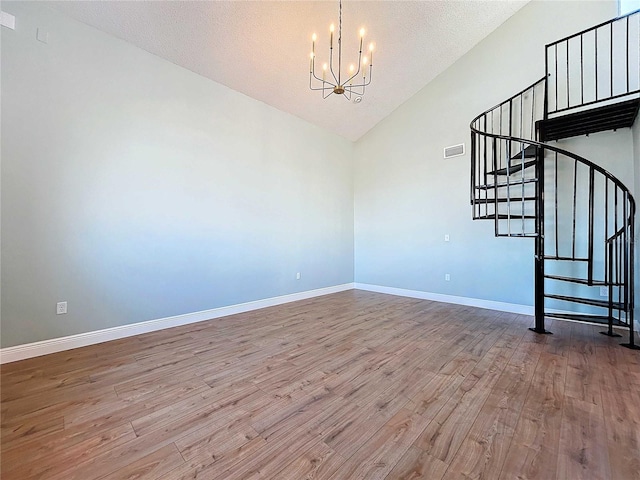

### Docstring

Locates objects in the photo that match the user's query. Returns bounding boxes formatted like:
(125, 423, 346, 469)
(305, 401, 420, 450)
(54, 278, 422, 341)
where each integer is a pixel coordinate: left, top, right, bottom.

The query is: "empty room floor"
(1, 290, 639, 479)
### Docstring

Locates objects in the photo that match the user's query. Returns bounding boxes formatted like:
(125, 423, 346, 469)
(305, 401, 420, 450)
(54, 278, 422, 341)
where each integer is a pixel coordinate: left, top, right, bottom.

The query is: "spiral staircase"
(471, 10, 640, 349)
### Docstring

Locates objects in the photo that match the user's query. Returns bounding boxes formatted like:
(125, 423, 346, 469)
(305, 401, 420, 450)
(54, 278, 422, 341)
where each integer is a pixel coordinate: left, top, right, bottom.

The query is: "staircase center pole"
(531, 143, 549, 334)
(531, 76, 551, 334)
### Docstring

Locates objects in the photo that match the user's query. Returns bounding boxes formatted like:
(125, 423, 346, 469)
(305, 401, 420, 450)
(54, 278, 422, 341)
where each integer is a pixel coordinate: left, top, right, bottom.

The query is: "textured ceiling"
(47, 1, 528, 141)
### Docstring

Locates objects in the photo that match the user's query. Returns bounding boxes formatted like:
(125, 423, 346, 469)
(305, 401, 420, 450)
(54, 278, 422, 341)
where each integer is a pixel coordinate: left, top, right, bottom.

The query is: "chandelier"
(309, 0, 374, 100)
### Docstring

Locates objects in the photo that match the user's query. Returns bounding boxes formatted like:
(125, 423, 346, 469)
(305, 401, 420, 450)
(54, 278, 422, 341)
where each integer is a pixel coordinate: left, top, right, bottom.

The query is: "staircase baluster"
(483, 115, 488, 189)
(580, 35, 584, 105)
(623, 216, 636, 348)
(566, 40, 570, 108)
(610, 22, 614, 98)
(626, 16, 630, 93)
(555, 44, 559, 111)
(555, 152, 559, 257)
(572, 159, 578, 258)
(593, 28, 599, 102)
(588, 167, 595, 284)
(623, 191, 628, 320)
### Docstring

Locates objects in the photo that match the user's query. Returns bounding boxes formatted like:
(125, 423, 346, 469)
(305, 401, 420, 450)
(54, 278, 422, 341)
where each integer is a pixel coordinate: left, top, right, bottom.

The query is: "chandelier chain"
(338, 0, 342, 84)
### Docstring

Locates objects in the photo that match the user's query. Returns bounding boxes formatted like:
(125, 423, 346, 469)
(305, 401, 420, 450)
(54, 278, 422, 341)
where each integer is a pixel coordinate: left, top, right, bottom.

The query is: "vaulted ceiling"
(47, 1, 528, 141)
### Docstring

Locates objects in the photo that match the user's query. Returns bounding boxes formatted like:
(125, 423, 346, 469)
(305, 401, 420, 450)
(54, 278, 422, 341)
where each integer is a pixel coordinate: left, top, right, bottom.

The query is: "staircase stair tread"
(544, 274, 622, 286)
(543, 255, 589, 262)
(544, 293, 624, 309)
(496, 233, 538, 238)
(541, 98, 640, 141)
(473, 196, 537, 204)
(476, 178, 538, 189)
(510, 144, 538, 160)
(487, 160, 537, 176)
(544, 312, 627, 327)
(475, 214, 537, 220)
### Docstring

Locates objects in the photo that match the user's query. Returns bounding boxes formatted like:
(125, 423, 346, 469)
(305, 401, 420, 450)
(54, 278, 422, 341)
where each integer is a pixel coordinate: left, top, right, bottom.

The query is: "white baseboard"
(354, 283, 633, 333)
(0, 283, 355, 364)
(3, 282, 631, 364)
(354, 283, 534, 315)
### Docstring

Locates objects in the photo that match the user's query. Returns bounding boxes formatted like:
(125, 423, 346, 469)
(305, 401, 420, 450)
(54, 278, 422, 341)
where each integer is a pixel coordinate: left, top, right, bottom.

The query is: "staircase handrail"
(470, 77, 547, 130)
(471, 117, 636, 224)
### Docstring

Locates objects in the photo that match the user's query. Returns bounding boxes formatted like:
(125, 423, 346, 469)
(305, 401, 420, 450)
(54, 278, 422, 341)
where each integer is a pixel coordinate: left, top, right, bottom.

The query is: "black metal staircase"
(470, 9, 640, 349)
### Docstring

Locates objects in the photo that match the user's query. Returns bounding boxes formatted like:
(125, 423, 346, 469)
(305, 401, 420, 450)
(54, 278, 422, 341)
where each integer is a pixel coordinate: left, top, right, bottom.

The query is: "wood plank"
(442, 340, 542, 480)
(556, 397, 611, 480)
(275, 441, 346, 480)
(325, 407, 430, 480)
(1, 423, 137, 479)
(99, 443, 185, 480)
(385, 446, 449, 480)
(413, 332, 521, 463)
(498, 351, 567, 480)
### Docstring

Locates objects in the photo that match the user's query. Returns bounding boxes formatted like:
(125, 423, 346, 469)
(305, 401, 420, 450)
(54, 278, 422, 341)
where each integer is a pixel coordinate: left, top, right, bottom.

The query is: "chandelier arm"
(310, 71, 337, 91)
(310, 81, 338, 92)
(343, 50, 364, 86)
(328, 47, 340, 86)
(344, 84, 364, 95)
(323, 89, 335, 99)
(311, 69, 337, 87)
(363, 66, 372, 86)
(310, 85, 333, 91)
(345, 66, 373, 89)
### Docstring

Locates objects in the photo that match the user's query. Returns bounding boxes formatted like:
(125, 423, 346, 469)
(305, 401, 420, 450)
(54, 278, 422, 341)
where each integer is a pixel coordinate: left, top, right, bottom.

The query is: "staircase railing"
(546, 8, 640, 116)
(470, 55, 637, 347)
(470, 78, 545, 237)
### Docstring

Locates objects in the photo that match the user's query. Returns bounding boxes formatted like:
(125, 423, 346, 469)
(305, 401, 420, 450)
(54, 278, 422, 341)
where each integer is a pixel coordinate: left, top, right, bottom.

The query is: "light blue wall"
(353, 1, 619, 306)
(1, 2, 354, 347)
(2, 1, 632, 349)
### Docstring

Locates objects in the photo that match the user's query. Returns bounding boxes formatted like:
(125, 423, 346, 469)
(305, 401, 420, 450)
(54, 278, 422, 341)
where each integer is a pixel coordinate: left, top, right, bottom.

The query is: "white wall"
(353, 1, 621, 306)
(1, 2, 354, 348)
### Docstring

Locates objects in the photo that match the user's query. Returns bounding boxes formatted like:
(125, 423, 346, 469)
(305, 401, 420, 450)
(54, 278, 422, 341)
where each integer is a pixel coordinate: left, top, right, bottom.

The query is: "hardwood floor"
(1, 290, 639, 479)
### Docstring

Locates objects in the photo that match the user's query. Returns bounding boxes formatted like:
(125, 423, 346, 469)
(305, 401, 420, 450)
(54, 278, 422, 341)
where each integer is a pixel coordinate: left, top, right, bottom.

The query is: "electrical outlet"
(36, 28, 49, 44)
(56, 301, 67, 315)
(445, 274, 450, 281)
(296, 272, 301, 280)
(599, 287, 608, 297)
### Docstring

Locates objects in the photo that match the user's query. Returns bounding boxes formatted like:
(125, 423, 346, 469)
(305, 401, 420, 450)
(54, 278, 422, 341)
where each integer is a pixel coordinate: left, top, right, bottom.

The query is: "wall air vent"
(444, 143, 465, 159)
